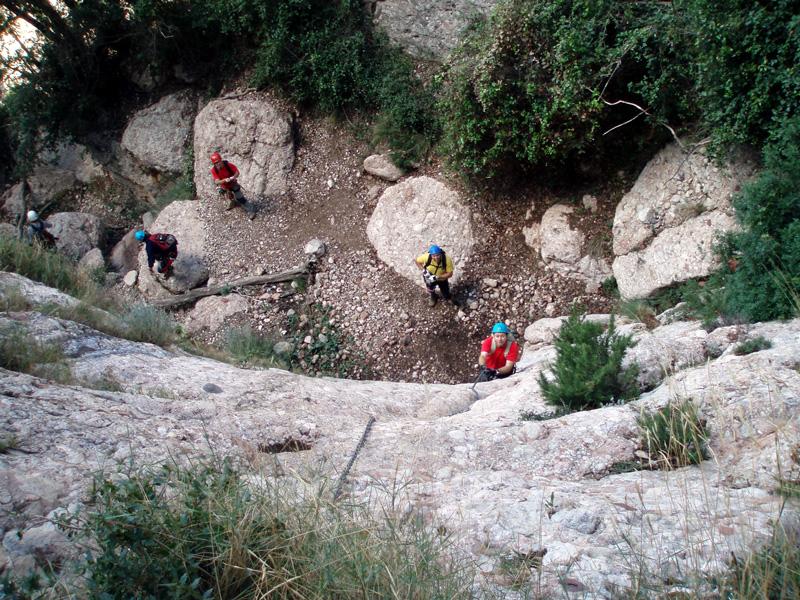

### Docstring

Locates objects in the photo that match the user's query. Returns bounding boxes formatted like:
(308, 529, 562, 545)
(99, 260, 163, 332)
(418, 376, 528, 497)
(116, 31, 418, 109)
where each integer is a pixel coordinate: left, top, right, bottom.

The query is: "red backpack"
(150, 233, 177, 251)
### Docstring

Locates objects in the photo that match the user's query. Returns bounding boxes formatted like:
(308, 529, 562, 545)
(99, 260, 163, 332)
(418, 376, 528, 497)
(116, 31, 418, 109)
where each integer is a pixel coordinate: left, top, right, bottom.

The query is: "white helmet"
(27, 210, 39, 222)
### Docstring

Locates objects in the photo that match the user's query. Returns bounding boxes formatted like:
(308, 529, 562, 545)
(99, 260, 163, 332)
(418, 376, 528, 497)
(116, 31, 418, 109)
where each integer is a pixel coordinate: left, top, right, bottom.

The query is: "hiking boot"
(225, 200, 237, 211)
(428, 295, 438, 307)
(448, 297, 460, 307)
(247, 209, 256, 221)
(162, 268, 173, 280)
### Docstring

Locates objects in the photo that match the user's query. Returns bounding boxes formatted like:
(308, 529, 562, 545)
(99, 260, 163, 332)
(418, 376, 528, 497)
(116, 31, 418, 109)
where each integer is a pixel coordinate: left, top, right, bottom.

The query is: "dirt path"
(183, 114, 619, 384)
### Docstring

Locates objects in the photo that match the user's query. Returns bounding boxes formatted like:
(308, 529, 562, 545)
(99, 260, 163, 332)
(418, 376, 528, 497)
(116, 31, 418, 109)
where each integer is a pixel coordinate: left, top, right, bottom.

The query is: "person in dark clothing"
(136, 230, 178, 278)
(26, 210, 58, 248)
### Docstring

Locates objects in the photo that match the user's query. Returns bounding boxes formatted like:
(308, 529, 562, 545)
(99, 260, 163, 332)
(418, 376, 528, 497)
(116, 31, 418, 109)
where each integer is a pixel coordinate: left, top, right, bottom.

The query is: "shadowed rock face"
(2, 273, 799, 595)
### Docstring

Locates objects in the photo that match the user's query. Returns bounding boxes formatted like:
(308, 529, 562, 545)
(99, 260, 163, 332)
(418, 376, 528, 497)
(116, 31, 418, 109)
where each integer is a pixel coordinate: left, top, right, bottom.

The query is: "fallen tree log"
(151, 263, 311, 308)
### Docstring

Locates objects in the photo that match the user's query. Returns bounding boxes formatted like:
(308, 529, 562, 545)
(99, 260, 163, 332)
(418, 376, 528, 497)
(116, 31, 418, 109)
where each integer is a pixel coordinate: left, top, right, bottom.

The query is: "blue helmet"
(491, 322, 509, 334)
(135, 230, 146, 242)
(428, 244, 443, 255)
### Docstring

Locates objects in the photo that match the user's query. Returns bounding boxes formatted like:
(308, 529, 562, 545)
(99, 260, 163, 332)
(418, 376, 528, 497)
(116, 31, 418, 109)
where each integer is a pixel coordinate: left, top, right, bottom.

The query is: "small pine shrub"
(539, 309, 638, 412)
(119, 304, 177, 346)
(717, 116, 800, 322)
(733, 336, 772, 356)
(638, 399, 708, 469)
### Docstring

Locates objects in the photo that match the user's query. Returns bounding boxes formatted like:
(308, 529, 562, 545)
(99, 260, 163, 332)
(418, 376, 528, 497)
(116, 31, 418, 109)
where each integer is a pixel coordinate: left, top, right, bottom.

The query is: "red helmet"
(210, 152, 222, 164)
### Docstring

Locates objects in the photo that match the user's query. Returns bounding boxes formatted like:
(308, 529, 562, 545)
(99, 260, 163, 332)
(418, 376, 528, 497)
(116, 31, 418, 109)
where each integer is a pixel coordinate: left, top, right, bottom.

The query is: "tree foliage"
(715, 116, 800, 321)
(539, 309, 638, 413)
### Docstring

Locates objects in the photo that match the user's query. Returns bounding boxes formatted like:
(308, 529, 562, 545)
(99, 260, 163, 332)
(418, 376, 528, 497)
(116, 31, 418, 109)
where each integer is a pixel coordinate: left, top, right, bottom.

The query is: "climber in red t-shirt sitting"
(477, 322, 520, 382)
(209, 151, 255, 219)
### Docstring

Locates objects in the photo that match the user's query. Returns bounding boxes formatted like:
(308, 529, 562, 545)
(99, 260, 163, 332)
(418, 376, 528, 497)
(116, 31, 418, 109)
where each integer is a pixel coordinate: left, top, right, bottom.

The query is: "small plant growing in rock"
(638, 399, 708, 469)
(225, 326, 283, 368)
(119, 304, 177, 346)
(538, 308, 638, 412)
(733, 335, 772, 355)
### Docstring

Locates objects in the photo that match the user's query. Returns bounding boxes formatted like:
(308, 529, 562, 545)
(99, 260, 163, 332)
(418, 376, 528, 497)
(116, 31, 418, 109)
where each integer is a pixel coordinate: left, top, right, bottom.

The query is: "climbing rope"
(333, 415, 376, 501)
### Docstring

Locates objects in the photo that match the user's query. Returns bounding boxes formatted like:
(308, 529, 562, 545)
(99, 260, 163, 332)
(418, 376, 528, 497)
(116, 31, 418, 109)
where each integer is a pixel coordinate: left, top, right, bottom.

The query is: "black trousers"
(426, 279, 451, 300)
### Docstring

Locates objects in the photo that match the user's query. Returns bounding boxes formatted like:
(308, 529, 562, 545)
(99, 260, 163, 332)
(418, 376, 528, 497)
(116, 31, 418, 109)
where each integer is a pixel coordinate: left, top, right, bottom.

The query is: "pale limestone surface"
(193, 96, 294, 200)
(366, 176, 474, 287)
(137, 201, 208, 299)
(611, 144, 756, 299)
(121, 91, 196, 174)
(2, 277, 799, 595)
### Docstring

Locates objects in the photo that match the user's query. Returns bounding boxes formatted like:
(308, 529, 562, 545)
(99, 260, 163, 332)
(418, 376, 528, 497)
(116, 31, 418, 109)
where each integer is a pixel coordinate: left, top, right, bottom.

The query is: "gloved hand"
(217, 187, 226, 195)
(481, 367, 497, 381)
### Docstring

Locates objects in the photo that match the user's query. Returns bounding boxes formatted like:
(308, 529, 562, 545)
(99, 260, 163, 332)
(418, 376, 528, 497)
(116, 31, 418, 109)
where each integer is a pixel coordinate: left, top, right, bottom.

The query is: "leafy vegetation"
(538, 308, 638, 412)
(118, 303, 177, 346)
(224, 325, 283, 368)
(733, 336, 772, 356)
(66, 459, 473, 599)
(637, 399, 708, 469)
(713, 117, 800, 322)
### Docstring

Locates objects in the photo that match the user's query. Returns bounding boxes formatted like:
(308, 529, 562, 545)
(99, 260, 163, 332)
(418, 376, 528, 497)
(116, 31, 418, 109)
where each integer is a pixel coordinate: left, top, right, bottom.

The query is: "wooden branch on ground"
(151, 263, 311, 308)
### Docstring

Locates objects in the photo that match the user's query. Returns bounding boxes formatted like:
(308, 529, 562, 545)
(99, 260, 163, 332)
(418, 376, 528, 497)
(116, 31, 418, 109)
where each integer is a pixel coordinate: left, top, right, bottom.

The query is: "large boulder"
(366, 176, 475, 287)
(121, 91, 196, 174)
(612, 144, 756, 299)
(527, 204, 612, 290)
(2, 166, 79, 221)
(109, 229, 140, 273)
(193, 96, 295, 200)
(1, 182, 27, 220)
(184, 294, 249, 334)
(38, 141, 104, 184)
(137, 201, 208, 299)
(371, 0, 499, 60)
(48, 212, 103, 260)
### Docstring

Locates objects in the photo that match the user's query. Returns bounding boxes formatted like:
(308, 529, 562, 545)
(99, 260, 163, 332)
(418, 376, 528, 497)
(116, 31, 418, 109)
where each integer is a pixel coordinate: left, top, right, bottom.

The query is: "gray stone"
(110, 229, 140, 273)
(123, 270, 138, 287)
(373, 0, 499, 60)
(77, 248, 105, 273)
(303, 239, 327, 258)
(47, 212, 103, 260)
(202, 383, 223, 394)
(193, 96, 295, 201)
(38, 141, 103, 184)
(366, 176, 475, 288)
(121, 91, 196, 174)
(1, 182, 26, 219)
(363, 154, 404, 182)
(137, 201, 208, 299)
(184, 294, 248, 334)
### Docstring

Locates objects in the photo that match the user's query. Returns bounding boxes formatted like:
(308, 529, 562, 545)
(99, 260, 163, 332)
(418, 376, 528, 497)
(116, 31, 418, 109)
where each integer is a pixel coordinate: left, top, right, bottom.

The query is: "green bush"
(724, 526, 800, 600)
(539, 309, 638, 412)
(225, 325, 282, 368)
(73, 459, 474, 599)
(716, 116, 800, 321)
(438, 0, 691, 178)
(637, 399, 708, 469)
(733, 336, 772, 356)
(0, 323, 66, 378)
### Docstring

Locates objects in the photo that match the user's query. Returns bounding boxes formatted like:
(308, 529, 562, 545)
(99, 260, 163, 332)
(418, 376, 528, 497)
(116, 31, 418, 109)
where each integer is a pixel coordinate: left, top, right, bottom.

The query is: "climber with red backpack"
(477, 322, 520, 381)
(136, 230, 177, 278)
(209, 151, 255, 220)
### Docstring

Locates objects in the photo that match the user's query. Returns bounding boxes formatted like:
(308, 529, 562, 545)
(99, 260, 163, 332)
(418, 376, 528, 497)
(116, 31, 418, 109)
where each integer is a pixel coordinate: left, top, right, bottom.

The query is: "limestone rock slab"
(185, 294, 249, 334)
(122, 91, 196, 174)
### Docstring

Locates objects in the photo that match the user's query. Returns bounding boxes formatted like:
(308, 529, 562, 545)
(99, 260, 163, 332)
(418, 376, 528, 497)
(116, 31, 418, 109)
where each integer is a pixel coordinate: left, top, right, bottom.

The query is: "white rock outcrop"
(612, 144, 756, 299)
(528, 204, 612, 290)
(121, 91, 196, 174)
(2, 275, 799, 596)
(366, 176, 474, 287)
(363, 154, 404, 182)
(193, 96, 295, 200)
